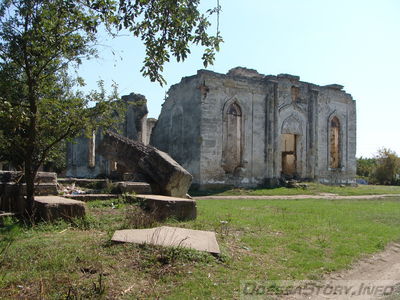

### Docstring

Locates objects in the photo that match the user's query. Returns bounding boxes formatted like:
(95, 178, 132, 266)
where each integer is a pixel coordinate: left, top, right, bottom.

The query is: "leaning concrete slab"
(34, 196, 86, 222)
(98, 130, 192, 198)
(112, 226, 220, 254)
(136, 194, 196, 221)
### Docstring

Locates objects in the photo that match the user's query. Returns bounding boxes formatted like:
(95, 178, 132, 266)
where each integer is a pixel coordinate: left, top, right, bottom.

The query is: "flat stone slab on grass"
(112, 226, 220, 254)
(136, 194, 196, 221)
(34, 196, 86, 222)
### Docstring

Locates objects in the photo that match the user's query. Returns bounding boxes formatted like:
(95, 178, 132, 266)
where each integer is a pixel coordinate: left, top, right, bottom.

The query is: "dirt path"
(283, 243, 400, 299)
(194, 194, 400, 200)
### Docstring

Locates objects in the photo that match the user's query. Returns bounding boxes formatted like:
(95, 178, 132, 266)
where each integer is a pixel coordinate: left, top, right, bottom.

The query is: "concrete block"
(34, 196, 86, 221)
(136, 194, 196, 221)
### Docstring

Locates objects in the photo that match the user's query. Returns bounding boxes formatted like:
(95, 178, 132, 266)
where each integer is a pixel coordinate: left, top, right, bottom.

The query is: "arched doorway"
(281, 133, 297, 177)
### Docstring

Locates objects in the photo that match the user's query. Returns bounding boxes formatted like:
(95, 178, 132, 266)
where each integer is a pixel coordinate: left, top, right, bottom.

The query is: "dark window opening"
(329, 117, 341, 169)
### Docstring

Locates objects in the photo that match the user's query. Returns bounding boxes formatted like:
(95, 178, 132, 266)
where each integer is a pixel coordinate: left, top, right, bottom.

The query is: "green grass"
(1, 196, 400, 298)
(191, 182, 400, 197)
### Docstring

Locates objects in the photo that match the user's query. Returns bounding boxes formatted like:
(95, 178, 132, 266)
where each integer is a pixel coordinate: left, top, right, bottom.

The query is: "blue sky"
(78, 0, 400, 158)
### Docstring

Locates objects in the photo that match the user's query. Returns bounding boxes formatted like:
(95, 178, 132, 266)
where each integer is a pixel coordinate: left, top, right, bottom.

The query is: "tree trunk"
(24, 158, 36, 217)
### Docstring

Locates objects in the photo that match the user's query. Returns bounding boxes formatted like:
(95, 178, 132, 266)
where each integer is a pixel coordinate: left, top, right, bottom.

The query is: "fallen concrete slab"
(112, 226, 220, 254)
(34, 196, 86, 221)
(136, 194, 196, 221)
(98, 130, 192, 198)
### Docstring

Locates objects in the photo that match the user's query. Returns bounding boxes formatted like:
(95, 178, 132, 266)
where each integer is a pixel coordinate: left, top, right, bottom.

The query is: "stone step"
(63, 194, 118, 201)
(34, 196, 86, 222)
(114, 182, 152, 194)
(135, 194, 196, 221)
(1, 182, 58, 196)
(0, 171, 57, 184)
(0, 183, 58, 214)
(58, 178, 108, 189)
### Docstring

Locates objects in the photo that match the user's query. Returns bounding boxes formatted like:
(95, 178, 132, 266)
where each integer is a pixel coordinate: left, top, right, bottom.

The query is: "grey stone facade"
(150, 67, 357, 188)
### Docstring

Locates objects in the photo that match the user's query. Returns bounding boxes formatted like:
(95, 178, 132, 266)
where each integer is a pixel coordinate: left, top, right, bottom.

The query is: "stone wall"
(196, 70, 269, 187)
(150, 67, 357, 188)
(150, 76, 202, 185)
(0, 171, 58, 214)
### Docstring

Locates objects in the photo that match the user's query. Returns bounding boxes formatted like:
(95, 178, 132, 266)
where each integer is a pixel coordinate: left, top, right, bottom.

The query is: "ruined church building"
(67, 67, 357, 188)
(151, 67, 356, 188)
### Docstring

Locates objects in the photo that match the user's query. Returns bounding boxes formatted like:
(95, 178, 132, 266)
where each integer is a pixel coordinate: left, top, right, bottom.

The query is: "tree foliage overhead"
(0, 0, 222, 215)
(118, 0, 222, 84)
(0, 0, 120, 169)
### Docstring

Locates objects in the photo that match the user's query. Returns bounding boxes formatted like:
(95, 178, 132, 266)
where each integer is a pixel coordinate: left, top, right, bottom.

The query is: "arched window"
(330, 117, 341, 168)
(222, 102, 242, 173)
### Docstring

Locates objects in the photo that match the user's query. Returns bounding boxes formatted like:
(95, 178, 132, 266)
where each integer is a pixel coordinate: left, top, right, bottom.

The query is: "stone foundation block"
(136, 194, 196, 221)
(34, 196, 86, 222)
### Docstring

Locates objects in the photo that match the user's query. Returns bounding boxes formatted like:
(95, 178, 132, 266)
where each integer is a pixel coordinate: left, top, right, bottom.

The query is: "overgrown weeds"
(0, 217, 20, 266)
(124, 205, 158, 229)
(65, 273, 106, 299)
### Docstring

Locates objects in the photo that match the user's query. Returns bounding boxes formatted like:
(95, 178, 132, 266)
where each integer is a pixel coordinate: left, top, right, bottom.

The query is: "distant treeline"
(357, 148, 400, 185)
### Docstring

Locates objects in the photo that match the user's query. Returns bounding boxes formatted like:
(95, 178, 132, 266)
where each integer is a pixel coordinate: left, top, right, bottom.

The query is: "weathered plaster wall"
(196, 70, 268, 187)
(151, 67, 357, 188)
(150, 76, 202, 184)
(314, 87, 357, 184)
(66, 130, 109, 178)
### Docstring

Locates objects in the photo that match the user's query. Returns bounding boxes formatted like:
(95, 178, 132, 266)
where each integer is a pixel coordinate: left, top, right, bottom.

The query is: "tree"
(356, 156, 376, 179)
(0, 0, 221, 216)
(372, 148, 400, 185)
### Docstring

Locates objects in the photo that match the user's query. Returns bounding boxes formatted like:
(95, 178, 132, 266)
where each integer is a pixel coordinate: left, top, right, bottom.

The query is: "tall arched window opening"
(87, 130, 96, 168)
(222, 102, 242, 173)
(330, 117, 341, 168)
